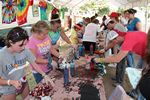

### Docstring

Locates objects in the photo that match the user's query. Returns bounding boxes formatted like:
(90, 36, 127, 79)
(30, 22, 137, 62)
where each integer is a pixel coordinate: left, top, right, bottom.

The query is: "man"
(95, 30, 147, 87)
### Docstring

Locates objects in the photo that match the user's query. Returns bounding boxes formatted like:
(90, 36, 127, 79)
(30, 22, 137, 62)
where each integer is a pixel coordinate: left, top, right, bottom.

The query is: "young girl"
(0, 27, 52, 100)
(48, 14, 71, 46)
(27, 21, 60, 83)
(70, 24, 82, 44)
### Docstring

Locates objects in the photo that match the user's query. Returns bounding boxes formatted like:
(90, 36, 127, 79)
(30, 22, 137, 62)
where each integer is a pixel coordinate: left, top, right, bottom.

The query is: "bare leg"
(21, 83, 30, 99)
(1, 93, 16, 100)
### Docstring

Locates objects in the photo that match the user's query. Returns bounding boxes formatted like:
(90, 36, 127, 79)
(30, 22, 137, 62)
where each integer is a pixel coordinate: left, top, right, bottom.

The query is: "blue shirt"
(48, 30, 61, 45)
(127, 17, 141, 31)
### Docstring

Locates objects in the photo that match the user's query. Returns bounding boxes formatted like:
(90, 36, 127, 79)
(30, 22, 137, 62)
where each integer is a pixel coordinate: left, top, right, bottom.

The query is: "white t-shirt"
(83, 23, 101, 42)
(114, 23, 127, 32)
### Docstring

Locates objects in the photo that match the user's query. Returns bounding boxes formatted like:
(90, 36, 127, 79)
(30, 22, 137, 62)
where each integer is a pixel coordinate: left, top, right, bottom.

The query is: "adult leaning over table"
(0, 27, 53, 100)
(94, 30, 147, 98)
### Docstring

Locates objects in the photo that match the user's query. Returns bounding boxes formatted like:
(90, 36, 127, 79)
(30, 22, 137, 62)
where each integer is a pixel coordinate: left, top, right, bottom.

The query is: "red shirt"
(121, 31, 147, 58)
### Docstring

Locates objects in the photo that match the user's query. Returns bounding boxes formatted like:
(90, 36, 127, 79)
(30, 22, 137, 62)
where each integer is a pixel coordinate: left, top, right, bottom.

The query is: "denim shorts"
(33, 73, 43, 84)
(0, 82, 27, 95)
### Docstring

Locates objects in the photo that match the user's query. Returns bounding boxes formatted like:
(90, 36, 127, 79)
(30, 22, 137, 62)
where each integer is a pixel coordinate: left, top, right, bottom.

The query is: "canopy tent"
(52, 0, 150, 31)
(53, 0, 150, 9)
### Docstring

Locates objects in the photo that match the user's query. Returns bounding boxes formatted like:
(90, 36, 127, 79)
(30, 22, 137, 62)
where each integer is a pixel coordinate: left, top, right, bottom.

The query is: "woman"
(0, 27, 52, 100)
(82, 19, 101, 52)
(27, 21, 60, 83)
(126, 8, 142, 67)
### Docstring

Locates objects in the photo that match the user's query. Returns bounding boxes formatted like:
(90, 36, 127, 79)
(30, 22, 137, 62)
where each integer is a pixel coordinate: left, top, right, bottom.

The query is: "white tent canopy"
(53, 0, 150, 9)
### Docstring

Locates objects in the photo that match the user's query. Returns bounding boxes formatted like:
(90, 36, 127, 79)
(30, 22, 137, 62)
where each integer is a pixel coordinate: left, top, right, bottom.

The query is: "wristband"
(7, 80, 10, 86)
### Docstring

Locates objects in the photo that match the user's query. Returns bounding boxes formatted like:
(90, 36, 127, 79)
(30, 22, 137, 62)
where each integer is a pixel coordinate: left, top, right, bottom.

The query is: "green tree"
(98, 7, 110, 16)
(117, 7, 125, 14)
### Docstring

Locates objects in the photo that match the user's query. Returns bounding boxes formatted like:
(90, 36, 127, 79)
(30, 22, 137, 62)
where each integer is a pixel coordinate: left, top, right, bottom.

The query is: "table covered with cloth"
(25, 56, 106, 100)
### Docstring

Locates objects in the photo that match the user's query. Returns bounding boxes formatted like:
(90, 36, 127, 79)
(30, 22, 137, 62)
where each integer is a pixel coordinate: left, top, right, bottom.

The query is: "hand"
(94, 49, 105, 54)
(99, 49, 105, 54)
(43, 75, 55, 87)
(10, 80, 22, 90)
(94, 58, 104, 63)
(58, 57, 63, 64)
(70, 44, 78, 50)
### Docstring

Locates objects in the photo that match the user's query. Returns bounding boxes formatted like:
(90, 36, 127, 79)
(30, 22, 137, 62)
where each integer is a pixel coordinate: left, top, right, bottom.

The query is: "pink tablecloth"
(25, 57, 106, 100)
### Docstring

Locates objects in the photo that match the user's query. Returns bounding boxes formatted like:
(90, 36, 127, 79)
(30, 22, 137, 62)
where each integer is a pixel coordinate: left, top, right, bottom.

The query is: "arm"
(29, 49, 48, 64)
(136, 22, 142, 31)
(50, 45, 59, 58)
(104, 50, 129, 63)
(60, 28, 72, 44)
(0, 78, 22, 89)
(31, 62, 55, 86)
(105, 39, 118, 51)
(31, 62, 46, 76)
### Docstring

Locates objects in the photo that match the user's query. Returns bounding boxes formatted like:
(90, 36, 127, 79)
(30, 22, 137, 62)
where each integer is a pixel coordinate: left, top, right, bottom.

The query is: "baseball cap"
(107, 30, 119, 41)
(104, 19, 113, 26)
(109, 12, 121, 18)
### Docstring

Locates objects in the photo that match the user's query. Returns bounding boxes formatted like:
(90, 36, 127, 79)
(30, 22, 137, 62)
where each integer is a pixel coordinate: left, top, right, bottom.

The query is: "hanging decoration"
(51, 7, 59, 16)
(2, 0, 16, 24)
(29, 0, 33, 6)
(46, 3, 54, 19)
(39, 0, 47, 20)
(32, 4, 39, 17)
(59, 7, 65, 19)
(16, 0, 30, 25)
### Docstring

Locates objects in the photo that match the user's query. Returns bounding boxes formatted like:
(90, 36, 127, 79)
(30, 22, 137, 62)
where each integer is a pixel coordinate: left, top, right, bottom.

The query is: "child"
(70, 24, 82, 44)
(27, 21, 59, 83)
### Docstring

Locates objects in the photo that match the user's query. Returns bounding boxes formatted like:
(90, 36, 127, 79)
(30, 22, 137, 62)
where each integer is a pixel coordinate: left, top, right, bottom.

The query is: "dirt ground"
(103, 54, 140, 99)
(103, 66, 132, 99)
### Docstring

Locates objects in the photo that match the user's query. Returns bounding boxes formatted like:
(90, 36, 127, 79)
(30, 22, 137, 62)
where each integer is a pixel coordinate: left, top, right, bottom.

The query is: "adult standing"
(82, 19, 101, 52)
(126, 8, 142, 68)
(95, 30, 147, 87)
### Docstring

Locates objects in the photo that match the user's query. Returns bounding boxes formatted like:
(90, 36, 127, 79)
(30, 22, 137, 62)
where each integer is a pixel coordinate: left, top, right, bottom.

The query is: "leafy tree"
(98, 7, 110, 16)
(117, 7, 125, 14)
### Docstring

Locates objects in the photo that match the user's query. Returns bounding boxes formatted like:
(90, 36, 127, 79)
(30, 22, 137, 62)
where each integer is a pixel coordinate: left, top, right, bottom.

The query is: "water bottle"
(90, 44, 93, 56)
(43, 52, 53, 70)
(47, 53, 53, 70)
(75, 46, 80, 59)
(79, 45, 82, 56)
(82, 45, 85, 56)
(70, 60, 75, 77)
(90, 58, 95, 71)
(64, 66, 69, 86)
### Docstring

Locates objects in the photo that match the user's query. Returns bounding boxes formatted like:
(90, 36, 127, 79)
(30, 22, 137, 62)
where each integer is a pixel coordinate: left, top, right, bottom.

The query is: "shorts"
(82, 41, 96, 51)
(0, 82, 28, 95)
(33, 73, 43, 84)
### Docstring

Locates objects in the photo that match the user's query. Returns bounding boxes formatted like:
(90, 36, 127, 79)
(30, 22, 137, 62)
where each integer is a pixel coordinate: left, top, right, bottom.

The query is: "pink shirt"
(121, 31, 147, 58)
(26, 35, 52, 72)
